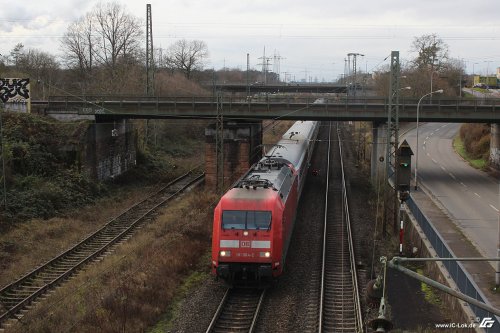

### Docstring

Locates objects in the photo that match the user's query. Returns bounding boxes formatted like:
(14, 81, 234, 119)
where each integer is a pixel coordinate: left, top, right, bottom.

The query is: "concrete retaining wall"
(402, 208, 479, 328)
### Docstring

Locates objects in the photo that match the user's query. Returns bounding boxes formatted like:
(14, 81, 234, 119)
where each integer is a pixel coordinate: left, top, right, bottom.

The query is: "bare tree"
(61, 13, 96, 76)
(10, 47, 60, 99)
(61, 1, 143, 91)
(93, 2, 143, 75)
(9, 43, 25, 67)
(166, 39, 208, 79)
(411, 33, 449, 70)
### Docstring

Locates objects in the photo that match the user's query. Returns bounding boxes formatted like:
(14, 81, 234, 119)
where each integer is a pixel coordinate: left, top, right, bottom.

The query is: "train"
(211, 120, 320, 282)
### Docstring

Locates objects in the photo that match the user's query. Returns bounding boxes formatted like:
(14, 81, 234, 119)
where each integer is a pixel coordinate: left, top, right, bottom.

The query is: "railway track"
(206, 288, 265, 333)
(319, 123, 363, 332)
(0, 169, 204, 328)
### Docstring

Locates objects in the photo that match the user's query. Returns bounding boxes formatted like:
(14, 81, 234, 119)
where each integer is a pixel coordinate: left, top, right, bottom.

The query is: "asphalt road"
(403, 122, 499, 263)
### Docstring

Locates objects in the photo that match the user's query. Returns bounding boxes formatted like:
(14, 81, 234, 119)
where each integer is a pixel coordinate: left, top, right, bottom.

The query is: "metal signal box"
(397, 140, 413, 193)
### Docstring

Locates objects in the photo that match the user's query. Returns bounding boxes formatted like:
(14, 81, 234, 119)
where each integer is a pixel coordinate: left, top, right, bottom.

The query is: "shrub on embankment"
(0, 112, 206, 228)
(0, 112, 105, 226)
(458, 123, 490, 161)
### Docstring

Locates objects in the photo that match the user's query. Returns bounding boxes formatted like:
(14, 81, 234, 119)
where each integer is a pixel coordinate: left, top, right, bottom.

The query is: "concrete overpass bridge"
(41, 95, 500, 186)
(208, 83, 348, 94)
(44, 95, 500, 123)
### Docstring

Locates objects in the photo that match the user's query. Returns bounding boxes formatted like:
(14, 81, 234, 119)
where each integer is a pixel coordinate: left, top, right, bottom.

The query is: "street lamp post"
(484, 60, 493, 76)
(414, 89, 444, 190)
(430, 71, 439, 102)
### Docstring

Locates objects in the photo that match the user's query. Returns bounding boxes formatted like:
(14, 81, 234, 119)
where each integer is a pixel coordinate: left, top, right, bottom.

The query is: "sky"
(1, 0, 499, 82)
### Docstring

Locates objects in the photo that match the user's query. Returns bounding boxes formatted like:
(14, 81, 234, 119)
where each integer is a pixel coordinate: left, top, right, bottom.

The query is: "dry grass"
(0, 185, 160, 288)
(459, 123, 490, 160)
(5, 190, 217, 333)
(1, 119, 292, 332)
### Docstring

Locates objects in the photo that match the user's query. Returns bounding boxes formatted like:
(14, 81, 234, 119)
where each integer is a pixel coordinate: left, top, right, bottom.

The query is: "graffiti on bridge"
(0, 78, 30, 103)
(0, 78, 31, 112)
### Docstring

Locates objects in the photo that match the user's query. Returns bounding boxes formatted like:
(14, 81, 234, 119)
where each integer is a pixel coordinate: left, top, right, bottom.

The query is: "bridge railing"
(406, 196, 500, 332)
(45, 95, 500, 119)
(47, 95, 500, 105)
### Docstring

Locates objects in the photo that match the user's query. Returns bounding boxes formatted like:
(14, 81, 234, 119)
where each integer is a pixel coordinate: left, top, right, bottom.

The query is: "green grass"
(472, 87, 491, 93)
(453, 135, 488, 170)
(417, 268, 442, 306)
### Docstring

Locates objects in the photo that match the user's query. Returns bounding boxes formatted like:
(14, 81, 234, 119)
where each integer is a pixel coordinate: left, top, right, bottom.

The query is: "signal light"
(400, 162, 409, 168)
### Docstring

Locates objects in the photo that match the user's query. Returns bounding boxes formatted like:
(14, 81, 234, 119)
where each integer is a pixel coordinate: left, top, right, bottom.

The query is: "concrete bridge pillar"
(205, 121, 262, 190)
(371, 121, 387, 187)
(490, 123, 500, 169)
(87, 118, 137, 180)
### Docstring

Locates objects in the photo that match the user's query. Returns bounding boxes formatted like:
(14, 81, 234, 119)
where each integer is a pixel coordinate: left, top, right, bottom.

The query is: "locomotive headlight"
(243, 231, 249, 236)
(260, 251, 271, 258)
(220, 250, 231, 257)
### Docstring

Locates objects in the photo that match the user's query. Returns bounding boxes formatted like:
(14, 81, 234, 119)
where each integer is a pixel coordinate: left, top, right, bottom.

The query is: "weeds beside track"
(0, 168, 204, 329)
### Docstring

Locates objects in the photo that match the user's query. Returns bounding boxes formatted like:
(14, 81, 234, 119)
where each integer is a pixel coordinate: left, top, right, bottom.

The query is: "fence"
(407, 196, 500, 332)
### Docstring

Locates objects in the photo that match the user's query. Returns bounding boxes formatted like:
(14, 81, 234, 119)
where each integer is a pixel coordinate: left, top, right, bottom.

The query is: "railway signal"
(397, 141, 413, 254)
(397, 140, 413, 194)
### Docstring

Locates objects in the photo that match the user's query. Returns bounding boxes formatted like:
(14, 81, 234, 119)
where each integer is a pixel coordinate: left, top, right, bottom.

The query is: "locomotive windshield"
(222, 210, 272, 230)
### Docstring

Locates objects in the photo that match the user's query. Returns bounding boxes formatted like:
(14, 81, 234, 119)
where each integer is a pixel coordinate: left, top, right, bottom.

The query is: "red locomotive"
(211, 121, 319, 282)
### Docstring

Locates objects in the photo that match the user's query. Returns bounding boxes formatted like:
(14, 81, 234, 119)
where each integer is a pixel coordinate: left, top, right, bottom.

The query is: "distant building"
(473, 75, 499, 88)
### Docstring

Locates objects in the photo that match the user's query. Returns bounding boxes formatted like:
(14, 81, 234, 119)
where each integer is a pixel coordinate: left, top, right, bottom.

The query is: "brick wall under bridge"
(84, 119, 137, 181)
(205, 121, 262, 190)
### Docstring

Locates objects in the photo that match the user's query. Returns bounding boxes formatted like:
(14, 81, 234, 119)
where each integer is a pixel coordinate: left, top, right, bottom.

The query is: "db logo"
(240, 241, 251, 248)
(479, 317, 495, 328)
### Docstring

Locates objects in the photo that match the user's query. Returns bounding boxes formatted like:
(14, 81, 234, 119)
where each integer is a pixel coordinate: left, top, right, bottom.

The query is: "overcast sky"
(1, 0, 499, 82)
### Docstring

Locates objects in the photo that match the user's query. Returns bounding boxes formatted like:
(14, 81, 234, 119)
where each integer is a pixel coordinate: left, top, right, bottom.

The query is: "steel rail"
(318, 122, 363, 332)
(0, 168, 204, 326)
(206, 288, 266, 333)
(205, 289, 231, 333)
(318, 119, 332, 333)
(338, 126, 364, 332)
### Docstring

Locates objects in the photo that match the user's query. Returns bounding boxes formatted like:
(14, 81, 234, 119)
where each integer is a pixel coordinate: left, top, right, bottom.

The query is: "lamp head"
(435, 89, 444, 94)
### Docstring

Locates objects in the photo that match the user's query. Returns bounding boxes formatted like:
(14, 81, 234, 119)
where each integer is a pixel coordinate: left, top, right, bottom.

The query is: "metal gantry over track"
(385, 51, 401, 235)
(215, 92, 224, 194)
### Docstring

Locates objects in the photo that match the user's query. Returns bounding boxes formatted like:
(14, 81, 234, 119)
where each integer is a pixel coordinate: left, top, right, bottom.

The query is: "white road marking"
(440, 166, 446, 171)
(460, 182, 467, 187)
(490, 204, 499, 212)
(449, 173, 456, 180)
(426, 153, 430, 157)
(426, 136, 430, 140)
(422, 146, 426, 150)
(423, 141, 427, 145)
(432, 159, 437, 164)
(474, 192, 481, 198)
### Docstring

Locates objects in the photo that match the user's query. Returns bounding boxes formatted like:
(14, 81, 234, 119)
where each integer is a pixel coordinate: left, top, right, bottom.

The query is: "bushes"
(3, 171, 106, 223)
(459, 123, 490, 160)
(0, 112, 103, 226)
(0, 113, 206, 227)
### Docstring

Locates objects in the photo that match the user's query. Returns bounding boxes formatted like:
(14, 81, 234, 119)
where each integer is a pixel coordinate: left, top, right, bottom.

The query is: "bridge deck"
(43, 96, 500, 123)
